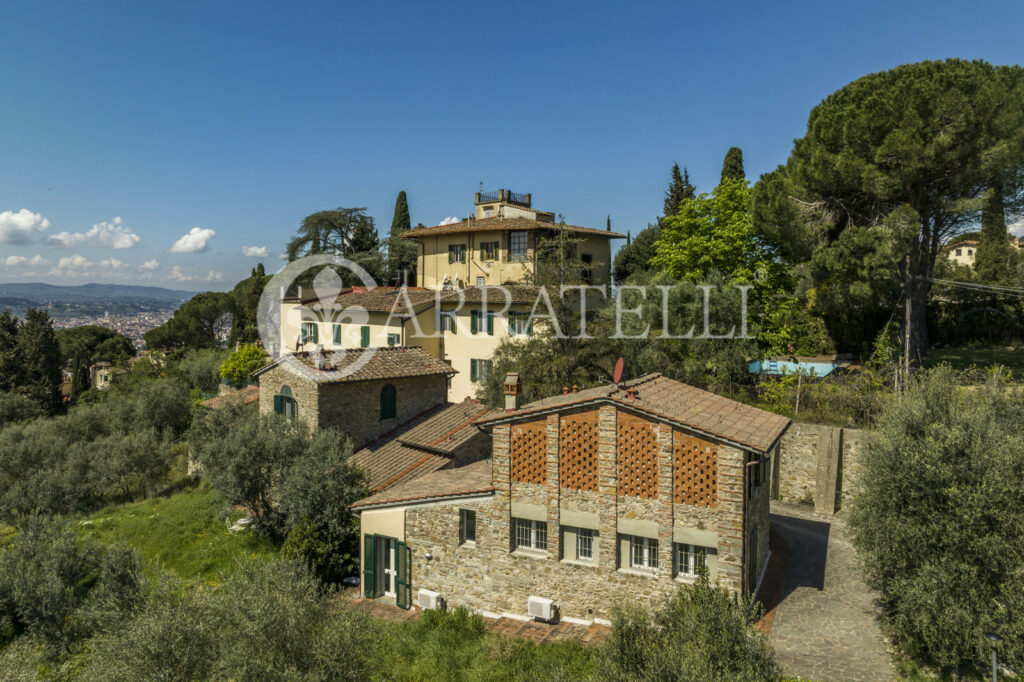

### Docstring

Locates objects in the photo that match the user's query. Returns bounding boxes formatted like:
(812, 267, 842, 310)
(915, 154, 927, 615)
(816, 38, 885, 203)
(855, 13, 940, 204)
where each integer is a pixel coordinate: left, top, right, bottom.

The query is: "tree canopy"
(754, 59, 1024, 357)
(720, 147, 745, 183)
(143, 292, 232, 351)
(387, 190, 418, 285)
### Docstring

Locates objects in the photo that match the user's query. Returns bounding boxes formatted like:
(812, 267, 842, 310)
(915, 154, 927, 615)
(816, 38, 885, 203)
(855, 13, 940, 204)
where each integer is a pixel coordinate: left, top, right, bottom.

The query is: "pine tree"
(721, 147, 745, 183)
(17, 308, 62, 414)
(387, 191, 417, 285)
(663, 163, 696, 219)
(974, 177, 1015, 283)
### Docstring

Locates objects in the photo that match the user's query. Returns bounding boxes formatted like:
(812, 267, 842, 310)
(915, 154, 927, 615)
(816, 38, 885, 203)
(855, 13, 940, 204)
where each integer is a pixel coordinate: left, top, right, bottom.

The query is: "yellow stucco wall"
(413, 229, 613, 289)
(279, 306, 442, 359)
(440, 303, 533, 402)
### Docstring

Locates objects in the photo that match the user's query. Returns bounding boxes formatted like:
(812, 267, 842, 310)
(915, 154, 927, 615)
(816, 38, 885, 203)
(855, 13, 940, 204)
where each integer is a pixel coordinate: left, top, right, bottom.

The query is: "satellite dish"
(613, 357, 624, 384)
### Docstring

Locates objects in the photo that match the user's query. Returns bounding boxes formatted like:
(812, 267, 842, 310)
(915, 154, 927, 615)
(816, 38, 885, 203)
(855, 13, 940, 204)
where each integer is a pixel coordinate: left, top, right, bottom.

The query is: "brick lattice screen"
(617, 411, 659, 499)
(673, 430, 718, 507)
(559, 411, 600, 491)
(511, 418, 548, 484)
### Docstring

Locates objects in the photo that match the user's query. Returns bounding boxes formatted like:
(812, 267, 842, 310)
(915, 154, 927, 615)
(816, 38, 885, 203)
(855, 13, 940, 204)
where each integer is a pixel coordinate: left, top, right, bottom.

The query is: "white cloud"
(138, 259, 160, 271)
(242, 245, 269, 258)
(4, 254, 51, 267)
(0, 209, 50, 245)
(438, 216, 461, 226)
(169, 226, 216, 254)
(57, 254, 93, 270)
(166, 265, 222, 283)
(46, 216, 140, 249)
(278, 253, 288, 260)
(98, 258, 128, 270)
(1010, 219, 1024, 237)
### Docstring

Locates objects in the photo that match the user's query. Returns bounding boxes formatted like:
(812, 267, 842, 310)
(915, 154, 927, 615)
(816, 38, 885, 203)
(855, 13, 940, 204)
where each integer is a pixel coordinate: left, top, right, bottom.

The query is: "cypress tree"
(17, 308, 62, 414)
(974, 177, 1015, 283)
(663, 163, 696, 219)
(387, 190, 417, 285)
(606, 215, 611, 231)
(720, 147, 745, 183)
(0, 310, 19, 392)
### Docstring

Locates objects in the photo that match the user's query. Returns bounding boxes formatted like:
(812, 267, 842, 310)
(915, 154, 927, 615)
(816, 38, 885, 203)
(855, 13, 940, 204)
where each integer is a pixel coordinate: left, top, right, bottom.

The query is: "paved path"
(769, 502, 895, 682)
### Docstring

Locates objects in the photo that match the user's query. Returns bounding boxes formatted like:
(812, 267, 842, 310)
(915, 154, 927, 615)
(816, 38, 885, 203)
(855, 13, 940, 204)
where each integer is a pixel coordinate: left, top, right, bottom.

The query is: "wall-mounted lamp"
(424, 551, 434, 561)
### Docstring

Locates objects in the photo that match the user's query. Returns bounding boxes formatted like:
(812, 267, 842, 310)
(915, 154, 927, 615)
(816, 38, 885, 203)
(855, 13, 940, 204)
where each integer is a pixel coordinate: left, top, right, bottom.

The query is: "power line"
(917, 276, 1024, 298)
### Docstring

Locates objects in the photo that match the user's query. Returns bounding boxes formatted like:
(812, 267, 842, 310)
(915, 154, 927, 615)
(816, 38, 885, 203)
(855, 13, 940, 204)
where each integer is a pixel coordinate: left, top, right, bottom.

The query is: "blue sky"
(1, 0, 1022, 291)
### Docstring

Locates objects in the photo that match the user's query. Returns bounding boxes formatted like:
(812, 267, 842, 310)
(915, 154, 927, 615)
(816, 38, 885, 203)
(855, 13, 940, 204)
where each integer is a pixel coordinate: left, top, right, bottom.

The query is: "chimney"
(625, 386, 639, 401)
(503, 372, 522, 411)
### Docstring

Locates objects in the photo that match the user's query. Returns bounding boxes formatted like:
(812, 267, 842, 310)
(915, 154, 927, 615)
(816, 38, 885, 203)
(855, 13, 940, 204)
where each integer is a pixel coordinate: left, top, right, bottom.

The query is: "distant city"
(0, 282, 190, 349)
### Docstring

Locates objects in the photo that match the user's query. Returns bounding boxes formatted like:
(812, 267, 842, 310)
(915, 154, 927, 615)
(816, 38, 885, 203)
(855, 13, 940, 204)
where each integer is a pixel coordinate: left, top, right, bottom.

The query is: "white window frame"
(440, 312, 457, 334)
(509, 311, 530, 337)
(628, 535, 658, 571)
(673, 542, 708, 579)
(460, 509, 476, 545)
(509, 231, 528, 260)
(576, 527, 595, 561)
(513, 518, 547, 552)
(476, 276, 486, 287)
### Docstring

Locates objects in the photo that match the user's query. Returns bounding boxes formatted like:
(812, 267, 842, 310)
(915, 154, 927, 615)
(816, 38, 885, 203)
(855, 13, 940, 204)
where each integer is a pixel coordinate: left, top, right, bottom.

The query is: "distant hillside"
(0, 282, 194, 304)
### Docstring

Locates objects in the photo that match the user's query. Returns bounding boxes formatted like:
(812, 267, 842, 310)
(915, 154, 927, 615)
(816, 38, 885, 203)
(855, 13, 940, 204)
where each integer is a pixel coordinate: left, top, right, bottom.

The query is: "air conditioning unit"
(527, 595, 556, 622)
(418, 589, 443, 610)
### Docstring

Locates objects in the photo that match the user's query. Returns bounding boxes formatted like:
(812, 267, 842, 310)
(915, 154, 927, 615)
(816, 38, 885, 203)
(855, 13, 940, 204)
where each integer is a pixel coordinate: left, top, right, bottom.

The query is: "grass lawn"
(925, 343, 1024, 380)
(79, 484, 277, 583)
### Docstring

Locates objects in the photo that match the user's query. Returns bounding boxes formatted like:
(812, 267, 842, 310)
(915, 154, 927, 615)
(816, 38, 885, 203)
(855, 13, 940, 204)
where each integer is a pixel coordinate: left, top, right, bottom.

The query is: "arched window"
(380, 384, 397, 420)
(274, 385, 296, 418)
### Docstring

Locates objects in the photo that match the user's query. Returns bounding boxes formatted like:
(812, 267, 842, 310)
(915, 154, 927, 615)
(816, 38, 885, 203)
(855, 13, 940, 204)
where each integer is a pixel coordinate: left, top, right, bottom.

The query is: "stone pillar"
(814, 427, 842, 515)
(715, 446, 745, 592)
(597, 405, 618, 570)
(492, 424, 512, 551)
(656, 424, 674, 576)
(546, 413, 561, 559)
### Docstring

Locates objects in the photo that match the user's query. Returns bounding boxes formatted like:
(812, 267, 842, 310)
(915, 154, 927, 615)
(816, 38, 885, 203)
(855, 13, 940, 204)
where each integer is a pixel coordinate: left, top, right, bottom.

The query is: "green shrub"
(219, 344, 267, 388)
(598, 575, 782, 681)
(848, 366, 1024, 675)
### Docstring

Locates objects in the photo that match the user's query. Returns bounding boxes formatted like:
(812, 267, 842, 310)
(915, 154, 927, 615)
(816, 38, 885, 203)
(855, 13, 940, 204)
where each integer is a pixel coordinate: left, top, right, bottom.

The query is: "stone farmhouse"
(275, 190, 624, 402)
(253, 346, 455, 450)
(351, 372, 790, 622)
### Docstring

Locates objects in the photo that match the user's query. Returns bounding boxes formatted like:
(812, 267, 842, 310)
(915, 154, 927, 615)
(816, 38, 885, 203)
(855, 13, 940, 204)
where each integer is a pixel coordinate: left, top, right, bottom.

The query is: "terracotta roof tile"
(438, 285, 542, 305)
(350, 400, 490, 492)
(200, 385, 259, 410)
(298, 286, 437, 313)
(477, 373, 790, 454)
(351, 459, 494, 509)
(252, 347, 455, 385)
(401, 216, 626, 239)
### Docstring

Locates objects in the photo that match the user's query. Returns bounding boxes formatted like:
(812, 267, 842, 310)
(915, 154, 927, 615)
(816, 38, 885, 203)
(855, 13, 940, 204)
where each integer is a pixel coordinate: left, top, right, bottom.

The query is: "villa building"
(351, 372, 790, 621)
(401, 190, 623, 290)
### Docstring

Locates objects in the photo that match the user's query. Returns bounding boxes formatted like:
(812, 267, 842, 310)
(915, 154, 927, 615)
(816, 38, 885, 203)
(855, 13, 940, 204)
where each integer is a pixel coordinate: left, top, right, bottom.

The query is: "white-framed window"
(626, 535, 658, 571)
(508, 311, 531, 336)
(509, 231, 528, 260)
(561, 526, 597, 563)
(476, 276, 486, 287)
(576, 527, 595, 561)
(440, 312, 457, 334)
(448, 243, 467, 264)
(460, 509, 476, 545)
(673, 543, 708, 579)
(513, 518, 547, 552)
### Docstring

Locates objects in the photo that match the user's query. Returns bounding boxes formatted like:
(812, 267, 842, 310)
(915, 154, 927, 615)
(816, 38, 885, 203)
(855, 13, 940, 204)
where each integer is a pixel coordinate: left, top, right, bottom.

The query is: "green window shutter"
(300, 325, 307, 344)
(448, 245, 454, 264)
(311, 324, 318, 343)
(470, 359, 478, 382)
(487, 312, 494, 335)
(396, 540, 410, 609)
(380, 384, 397, 420)
(363, 534, 377, 598)
(449, 315, 456, 334)
(333, 324, 341, 344)
(360, 326, 370, 348)
(273, 394, 283, 414)
(470, 310, 478, 334)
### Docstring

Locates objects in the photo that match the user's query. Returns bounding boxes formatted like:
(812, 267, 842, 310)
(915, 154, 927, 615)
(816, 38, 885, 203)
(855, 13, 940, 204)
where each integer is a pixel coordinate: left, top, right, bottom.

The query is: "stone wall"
(258, 365, 448, 450)
(399, 404, 768, 621)
(773, 421, 865, 511)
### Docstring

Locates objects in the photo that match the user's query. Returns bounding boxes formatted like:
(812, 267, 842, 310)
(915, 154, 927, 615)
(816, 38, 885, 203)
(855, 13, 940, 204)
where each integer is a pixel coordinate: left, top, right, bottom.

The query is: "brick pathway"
(346, 592, 608, 646)
(768, 502, 895, 682)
